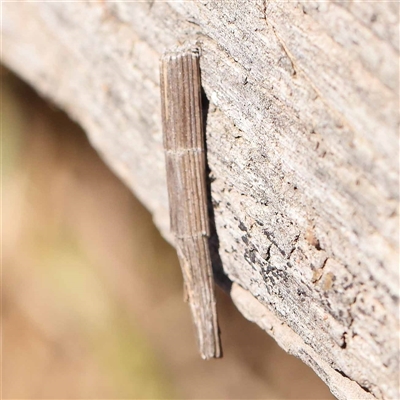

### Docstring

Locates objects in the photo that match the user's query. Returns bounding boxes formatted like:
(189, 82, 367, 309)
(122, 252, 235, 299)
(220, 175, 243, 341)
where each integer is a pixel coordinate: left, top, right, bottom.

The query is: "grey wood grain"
(2, 1, 398, 399)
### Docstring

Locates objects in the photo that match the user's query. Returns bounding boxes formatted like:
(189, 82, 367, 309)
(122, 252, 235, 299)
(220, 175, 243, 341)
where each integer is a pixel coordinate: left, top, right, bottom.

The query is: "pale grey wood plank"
(2, 2, 398, 398)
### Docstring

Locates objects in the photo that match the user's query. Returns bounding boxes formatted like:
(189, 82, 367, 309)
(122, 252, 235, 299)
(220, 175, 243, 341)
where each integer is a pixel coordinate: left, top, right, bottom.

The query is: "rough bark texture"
(2, 2, 399, 399)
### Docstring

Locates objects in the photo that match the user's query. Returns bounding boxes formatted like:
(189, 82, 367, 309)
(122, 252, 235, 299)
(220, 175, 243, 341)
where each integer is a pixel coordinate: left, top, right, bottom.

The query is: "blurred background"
(2, 66, 334, 399)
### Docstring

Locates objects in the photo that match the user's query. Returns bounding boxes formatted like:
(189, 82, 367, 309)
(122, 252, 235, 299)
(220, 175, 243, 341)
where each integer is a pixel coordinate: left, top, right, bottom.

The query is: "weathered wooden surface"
(2, 2, 398, 399)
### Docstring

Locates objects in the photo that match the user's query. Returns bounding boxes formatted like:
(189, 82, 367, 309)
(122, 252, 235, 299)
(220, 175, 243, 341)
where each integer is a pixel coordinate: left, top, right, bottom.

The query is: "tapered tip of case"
(199, 334, 223, 360)
(201, 350, 222, 360)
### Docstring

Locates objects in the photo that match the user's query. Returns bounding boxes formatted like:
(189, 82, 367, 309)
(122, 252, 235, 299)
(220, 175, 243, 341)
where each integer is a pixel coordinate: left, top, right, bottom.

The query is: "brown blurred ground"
(2, 66, 334, 399)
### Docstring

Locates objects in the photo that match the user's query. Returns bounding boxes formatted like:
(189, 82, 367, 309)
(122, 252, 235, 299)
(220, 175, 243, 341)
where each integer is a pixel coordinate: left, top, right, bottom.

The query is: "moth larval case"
(160, 45, 222, 359)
